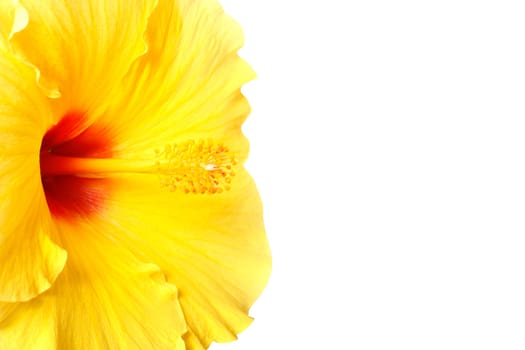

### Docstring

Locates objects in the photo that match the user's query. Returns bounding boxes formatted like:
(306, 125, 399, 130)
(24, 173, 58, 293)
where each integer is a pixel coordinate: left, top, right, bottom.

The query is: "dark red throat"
(40, 111, 113, 220)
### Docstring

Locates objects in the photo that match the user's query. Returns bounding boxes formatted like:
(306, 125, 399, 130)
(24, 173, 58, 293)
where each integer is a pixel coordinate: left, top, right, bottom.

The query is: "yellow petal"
(0, 221, 187, 350)
(11, 0, 158, 111)
(0, 300, 57, 350)
(0, 50, 66, 302)
(105, 169, 271, 349)
(101, 0, 255, 163)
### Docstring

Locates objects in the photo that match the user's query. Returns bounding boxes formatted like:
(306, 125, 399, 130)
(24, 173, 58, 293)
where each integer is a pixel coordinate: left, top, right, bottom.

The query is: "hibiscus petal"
(10, 0, 157, 116)
(101, 0, 255, 163)
(0, 50, 66, 302)
(0, 221, 187, 350)
(104, 170, 271, 349)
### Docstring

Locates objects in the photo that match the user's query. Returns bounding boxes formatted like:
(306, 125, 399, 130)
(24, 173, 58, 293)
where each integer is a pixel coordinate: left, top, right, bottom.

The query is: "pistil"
(40, 139, 236, 194)
(40, 154, 155, 176)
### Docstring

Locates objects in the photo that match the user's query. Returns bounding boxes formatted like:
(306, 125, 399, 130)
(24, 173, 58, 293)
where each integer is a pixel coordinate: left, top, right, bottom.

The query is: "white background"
(214, 1, 525, 349)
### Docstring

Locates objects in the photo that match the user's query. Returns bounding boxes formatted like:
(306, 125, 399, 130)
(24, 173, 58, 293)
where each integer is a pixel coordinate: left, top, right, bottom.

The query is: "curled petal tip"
(9, 0, 29, 40)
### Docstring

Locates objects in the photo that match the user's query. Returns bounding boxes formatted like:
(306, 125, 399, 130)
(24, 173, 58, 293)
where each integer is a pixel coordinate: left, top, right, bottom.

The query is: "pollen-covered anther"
(155, 139, 237, 194)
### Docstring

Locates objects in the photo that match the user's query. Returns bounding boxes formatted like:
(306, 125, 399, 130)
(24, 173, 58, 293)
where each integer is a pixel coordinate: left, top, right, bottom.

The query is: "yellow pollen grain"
(155, 139, 237, 194)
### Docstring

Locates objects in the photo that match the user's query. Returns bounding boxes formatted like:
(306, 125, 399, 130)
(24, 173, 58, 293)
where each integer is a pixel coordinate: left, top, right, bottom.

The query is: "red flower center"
(39, 111, 113, 220)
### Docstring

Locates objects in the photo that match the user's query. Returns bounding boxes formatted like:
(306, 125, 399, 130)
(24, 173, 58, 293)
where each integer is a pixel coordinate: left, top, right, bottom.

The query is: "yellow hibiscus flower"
(0, 0, 271, 349)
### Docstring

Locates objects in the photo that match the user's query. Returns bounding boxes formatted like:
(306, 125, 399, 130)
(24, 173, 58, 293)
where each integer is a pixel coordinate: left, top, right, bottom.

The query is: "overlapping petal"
(103, 171, 271, 349)
(0, 49, 66, 302)
(11, 0, 158, 121)
(0, 220, 187, 350)
(100, 0, 255, 163)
